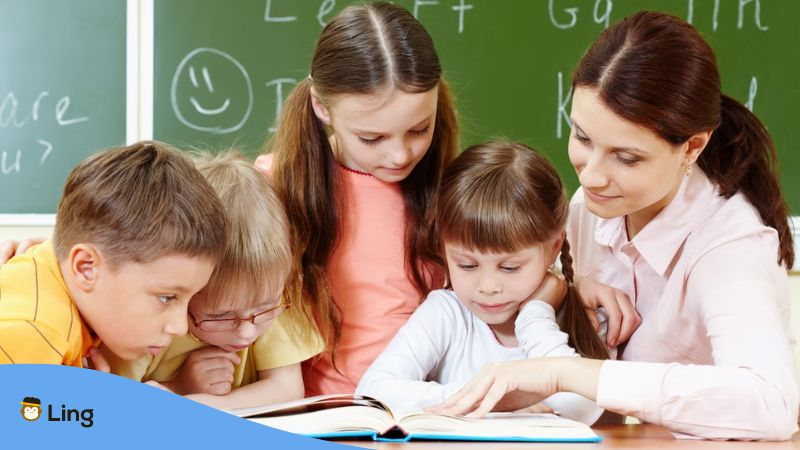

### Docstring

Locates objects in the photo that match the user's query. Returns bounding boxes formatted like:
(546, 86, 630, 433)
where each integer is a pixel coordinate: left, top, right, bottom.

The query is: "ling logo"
(19, 396, 94, 427)
(20, 397, 42, 421)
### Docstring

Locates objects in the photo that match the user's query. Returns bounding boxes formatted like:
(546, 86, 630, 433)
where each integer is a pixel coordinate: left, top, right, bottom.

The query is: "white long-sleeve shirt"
(568, 168, 798, 440)
(356, 289, 603, 424)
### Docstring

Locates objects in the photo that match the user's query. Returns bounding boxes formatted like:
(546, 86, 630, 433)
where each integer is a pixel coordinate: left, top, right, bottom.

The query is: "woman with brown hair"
(432, 11, 797, 440)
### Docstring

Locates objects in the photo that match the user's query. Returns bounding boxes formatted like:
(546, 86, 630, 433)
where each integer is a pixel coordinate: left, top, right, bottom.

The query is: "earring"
(548, 263, 555, 271)
(685, 162, 693, 177)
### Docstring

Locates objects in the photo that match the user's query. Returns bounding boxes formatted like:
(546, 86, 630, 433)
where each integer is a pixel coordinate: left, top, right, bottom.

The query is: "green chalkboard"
(154, 0, 800, 211)
(0, 0, 127, 214)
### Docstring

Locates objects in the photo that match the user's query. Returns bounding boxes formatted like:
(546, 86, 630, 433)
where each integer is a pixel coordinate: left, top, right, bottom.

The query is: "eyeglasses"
(189, 300, 290, 332)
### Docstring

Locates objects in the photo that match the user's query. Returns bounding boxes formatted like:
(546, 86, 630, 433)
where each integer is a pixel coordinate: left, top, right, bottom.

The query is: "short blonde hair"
(191, 150, 292, 311)
(53, 141, 227, 267)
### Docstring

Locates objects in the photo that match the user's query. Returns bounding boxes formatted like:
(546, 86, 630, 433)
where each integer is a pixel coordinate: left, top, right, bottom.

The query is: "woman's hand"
(428, 359, 561, 418)
(428, 357, 603, 418)
(575, 276, 640, 347)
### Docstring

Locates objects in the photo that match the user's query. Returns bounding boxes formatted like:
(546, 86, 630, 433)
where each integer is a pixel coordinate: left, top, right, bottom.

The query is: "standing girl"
(257, 2, 458, 396)
(432, 11, 797, 441)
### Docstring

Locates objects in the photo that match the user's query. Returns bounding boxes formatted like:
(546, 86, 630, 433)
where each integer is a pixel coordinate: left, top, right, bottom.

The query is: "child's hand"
(81, 347, 110, 373)
(170, 347, 241, 396)
(521, 272, 567, 311)
(0, 238, 46, 264)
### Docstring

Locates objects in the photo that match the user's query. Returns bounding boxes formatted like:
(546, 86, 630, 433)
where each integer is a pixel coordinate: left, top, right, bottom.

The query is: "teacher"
(432, 10, 798, 441)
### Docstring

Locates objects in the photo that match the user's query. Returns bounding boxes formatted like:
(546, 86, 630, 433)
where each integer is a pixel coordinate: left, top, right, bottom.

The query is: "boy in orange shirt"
(0, 141, 227, 367)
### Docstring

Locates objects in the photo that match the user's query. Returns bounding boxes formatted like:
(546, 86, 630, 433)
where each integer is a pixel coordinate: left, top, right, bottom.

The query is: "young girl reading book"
(356, 141, 607, 425)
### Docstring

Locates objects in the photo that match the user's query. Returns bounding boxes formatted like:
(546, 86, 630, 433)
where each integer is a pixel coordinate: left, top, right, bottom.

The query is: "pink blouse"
(256, 154, 440, 395)
(567, 168, 798, 440)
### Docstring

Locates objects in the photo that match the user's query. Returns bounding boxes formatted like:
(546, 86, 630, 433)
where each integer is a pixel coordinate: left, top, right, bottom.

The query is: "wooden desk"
(340, 424, 800, 449)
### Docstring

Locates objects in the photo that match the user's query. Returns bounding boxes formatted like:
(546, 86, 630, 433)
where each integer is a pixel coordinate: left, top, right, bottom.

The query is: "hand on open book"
(513, 402, 554, 414)
(168, 346, 241, 396)
(488, 390, 554, 413)
(0, 237, 46, 264)
(427, 359, 557, 418)
(427, 357, 603, 419)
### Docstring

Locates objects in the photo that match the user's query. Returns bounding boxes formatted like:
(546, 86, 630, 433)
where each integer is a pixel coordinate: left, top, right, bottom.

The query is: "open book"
(231, 394, 601, 443)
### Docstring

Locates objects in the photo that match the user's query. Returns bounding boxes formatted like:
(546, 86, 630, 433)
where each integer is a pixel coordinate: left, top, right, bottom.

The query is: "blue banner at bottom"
(1, 365, 355, 449)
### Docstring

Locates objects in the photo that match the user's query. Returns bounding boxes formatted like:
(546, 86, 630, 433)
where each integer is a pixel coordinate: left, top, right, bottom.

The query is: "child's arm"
(356, 290, 464, 414)
(515, 300, 604, 425)
(184, 363, 303, 410)
(516, 300, 579, 358)
(161, 347, 241, 395)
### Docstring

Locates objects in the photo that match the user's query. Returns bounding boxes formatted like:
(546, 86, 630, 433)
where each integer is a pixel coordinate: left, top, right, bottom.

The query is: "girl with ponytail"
(432, 11, 797, 441)
(357, 141, 606, 425)
(256, 2, 459, 396)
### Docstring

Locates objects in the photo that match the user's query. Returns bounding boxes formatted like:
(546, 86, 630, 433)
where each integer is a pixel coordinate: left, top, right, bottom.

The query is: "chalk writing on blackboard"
(170, 48, 254, 134)
(1, 91, 87, 174)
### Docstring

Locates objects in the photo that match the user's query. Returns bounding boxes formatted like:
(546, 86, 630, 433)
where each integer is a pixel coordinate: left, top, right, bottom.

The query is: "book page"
(396, 412, 599, 439)
(231, 394, 390, 418)
(247, 405, 395, 436)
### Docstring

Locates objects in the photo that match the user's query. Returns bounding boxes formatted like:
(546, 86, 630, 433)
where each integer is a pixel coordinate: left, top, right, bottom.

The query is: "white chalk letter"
(317, 0, 336, 27)
(266, 78, 297, 133)
(549, 0, 578, 29)
(557, 71, 572, 139)
(593, 0, 612, 28)
(55, 97, 89, 126)
(738, 0, 768, 30)
(1, 150, 21, 174)
(264, 0, 297, 23)
(744, 76, 758, 112)
(413, 0, 439, 19)
(451, 0, 474, 34)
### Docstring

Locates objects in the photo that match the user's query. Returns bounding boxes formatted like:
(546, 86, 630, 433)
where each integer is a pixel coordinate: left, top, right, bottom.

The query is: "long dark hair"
(427, 141, 608, 359)
(265, 2, 459, 360)
(573, 10, 793, 268)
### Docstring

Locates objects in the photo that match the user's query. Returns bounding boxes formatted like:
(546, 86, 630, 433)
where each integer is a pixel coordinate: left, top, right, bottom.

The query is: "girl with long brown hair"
(256, 2, 459, 396)
(432, 11, 797, 440)
(357, 141, 606, 424)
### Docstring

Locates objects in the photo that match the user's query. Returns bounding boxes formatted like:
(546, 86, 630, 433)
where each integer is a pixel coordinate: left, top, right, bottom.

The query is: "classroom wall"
(0, 226, 53, 242)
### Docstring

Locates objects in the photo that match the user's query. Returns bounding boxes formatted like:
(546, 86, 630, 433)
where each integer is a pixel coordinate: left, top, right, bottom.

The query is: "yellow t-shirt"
(0, 241, 96, 366)
(109, 308, 323, 387)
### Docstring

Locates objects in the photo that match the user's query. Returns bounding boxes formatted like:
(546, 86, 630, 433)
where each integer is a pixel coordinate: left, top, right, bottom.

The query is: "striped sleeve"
(0, 319, 66, 364)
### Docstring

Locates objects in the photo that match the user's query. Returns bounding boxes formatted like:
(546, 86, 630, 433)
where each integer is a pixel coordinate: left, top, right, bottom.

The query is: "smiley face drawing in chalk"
(171, 48, 253, 134)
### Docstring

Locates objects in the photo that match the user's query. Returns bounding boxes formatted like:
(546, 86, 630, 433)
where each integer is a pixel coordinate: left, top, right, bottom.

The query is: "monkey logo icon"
(20, 397, 42, 421)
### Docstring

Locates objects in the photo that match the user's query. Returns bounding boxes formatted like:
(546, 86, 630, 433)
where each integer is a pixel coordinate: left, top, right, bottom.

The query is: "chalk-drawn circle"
(171, 48, 253, 134)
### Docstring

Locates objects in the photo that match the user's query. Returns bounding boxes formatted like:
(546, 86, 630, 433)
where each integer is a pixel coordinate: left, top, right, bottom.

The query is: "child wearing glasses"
(108, 150, 323, 410)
